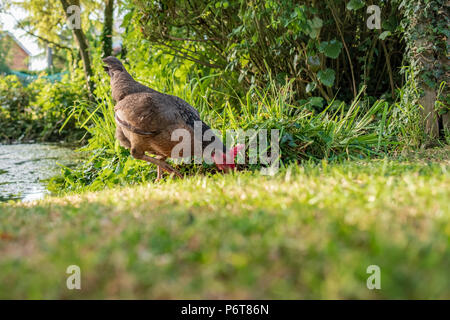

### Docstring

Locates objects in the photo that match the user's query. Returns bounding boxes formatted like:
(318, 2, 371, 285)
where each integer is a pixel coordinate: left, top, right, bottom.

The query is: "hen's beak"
(103, 65, 109, 72)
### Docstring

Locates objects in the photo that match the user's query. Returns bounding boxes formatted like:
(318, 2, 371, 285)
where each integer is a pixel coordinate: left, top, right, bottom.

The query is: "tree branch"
(327, 0, 357, 100)
(6, 12, 73, 51)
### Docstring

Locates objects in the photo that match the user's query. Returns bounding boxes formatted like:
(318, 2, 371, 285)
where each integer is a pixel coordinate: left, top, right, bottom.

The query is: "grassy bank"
(0, 147, 448, 299)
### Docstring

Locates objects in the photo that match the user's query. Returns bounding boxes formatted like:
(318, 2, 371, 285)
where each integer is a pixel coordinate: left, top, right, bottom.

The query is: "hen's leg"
(155, 156, 165, 181)
(155, 155, 167, 182)
(131, 148, 182, 179)
(156, 166, 163, 181)
(147, 156, 182, 179)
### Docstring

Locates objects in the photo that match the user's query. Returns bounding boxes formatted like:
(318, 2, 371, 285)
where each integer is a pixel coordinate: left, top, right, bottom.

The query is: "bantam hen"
(103, 56, 243, 181)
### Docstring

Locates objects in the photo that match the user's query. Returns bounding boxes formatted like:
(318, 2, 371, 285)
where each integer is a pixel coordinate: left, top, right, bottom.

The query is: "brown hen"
(103, 56, 241, 181)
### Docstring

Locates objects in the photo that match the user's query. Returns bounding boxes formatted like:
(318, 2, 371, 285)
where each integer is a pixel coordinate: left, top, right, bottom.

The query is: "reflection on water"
(0, 144, 77, 202)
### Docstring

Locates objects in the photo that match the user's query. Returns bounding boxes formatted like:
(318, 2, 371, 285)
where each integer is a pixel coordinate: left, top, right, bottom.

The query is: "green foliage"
(0, 75, 33, 140)
(400, 0, 449, 74)
(346, 0, 365, 11)
(318, 40, 343, 59)
(0, 73, 88, 142)
(49, 1, 431, 192)
(317, 69, 336, 87)
(52, 43, 395, 192)
(0, 36, 10, 73)
(399, 0, 449, 139)
(132, 0, 405, 102)
(3, 0, 442, 193)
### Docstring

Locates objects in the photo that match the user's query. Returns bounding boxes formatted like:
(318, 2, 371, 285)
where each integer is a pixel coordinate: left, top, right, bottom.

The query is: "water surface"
(0, 144, 76, 202)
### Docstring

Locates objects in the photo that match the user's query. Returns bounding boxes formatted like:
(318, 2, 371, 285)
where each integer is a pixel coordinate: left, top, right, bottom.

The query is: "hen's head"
(102, 56, 125, 76)
(212, 144, 245, 172)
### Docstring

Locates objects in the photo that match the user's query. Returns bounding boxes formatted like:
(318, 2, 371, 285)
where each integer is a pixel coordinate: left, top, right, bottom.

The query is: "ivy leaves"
(346, 0, 366, 11)
(309, 40, 342, 88)
(318, 69, 336, 87)
(318, 40, 343, 59)
(379, 31, 391, 40)
(306, 17, 323, 38)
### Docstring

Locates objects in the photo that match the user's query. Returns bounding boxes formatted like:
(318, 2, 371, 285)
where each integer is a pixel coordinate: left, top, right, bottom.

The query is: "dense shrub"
(0, 72, 88, 143)
(132, 0, 405, 104)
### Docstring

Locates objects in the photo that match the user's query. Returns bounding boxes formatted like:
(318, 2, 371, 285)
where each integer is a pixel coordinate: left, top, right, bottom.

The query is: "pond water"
(0, 144, 77, 202)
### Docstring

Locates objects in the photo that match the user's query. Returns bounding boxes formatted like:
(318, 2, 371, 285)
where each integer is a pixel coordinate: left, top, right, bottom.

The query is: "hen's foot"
(159, 162, 183, 179)
(141, 155, 182, 179)
(131, 151, 183, 180)
(155, 166, 163, 182)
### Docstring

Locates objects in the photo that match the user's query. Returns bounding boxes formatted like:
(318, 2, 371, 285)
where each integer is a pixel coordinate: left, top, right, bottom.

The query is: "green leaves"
(307, 55, 321, 72)
(306, 82, 316, 93)
(318, 40, 343, 59)
(346, 0, 365, 11)
(215, 1, 229, 9)
(379, 31, 391, 40)
(318, 69, 336, 87)
(308, 96, 324, 107)
(121, 10, 134, 29)
(306, 17, 323, 38)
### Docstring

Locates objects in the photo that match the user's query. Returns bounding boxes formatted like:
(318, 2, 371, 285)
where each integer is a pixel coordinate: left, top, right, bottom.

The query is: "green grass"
(0, 147, 449, 299)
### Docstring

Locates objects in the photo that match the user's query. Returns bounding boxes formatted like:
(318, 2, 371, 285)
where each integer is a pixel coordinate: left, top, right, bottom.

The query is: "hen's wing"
(114, 92, 202, 134)
(114, 91, 226, 153)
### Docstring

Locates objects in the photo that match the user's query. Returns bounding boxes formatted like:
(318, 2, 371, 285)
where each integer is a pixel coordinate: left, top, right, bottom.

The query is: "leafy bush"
(0, 72, 88, 143)
(0, 75, 34, 141)
(131, 0, 405, 103)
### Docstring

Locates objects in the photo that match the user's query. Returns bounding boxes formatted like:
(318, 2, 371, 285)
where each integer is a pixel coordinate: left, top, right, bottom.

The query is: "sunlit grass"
(0, 147, 448, 299)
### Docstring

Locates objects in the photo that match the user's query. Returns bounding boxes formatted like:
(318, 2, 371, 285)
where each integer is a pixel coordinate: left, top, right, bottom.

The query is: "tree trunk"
(420, 85, 440, 138)
(102, 0, 114, 58)
(439, 29, 450, 136)
(405, 0, 448, 141)
(60, 0, 94, 97)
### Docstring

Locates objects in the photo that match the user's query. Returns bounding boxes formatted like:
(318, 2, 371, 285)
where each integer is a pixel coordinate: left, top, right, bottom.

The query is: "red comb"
(224, 144, 245, 166)
(214, 144, 245, 170)
(230, 144, 245, 158)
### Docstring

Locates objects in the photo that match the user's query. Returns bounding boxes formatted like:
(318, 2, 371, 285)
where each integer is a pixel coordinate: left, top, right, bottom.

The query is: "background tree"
(0, 3, 7, 73)
(59, 0, 94, 95)
(0, 32, 12, 73)
(101, 0, 114, 57)
(8, 0, 102, 91)
(402, 0, 449, 140)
